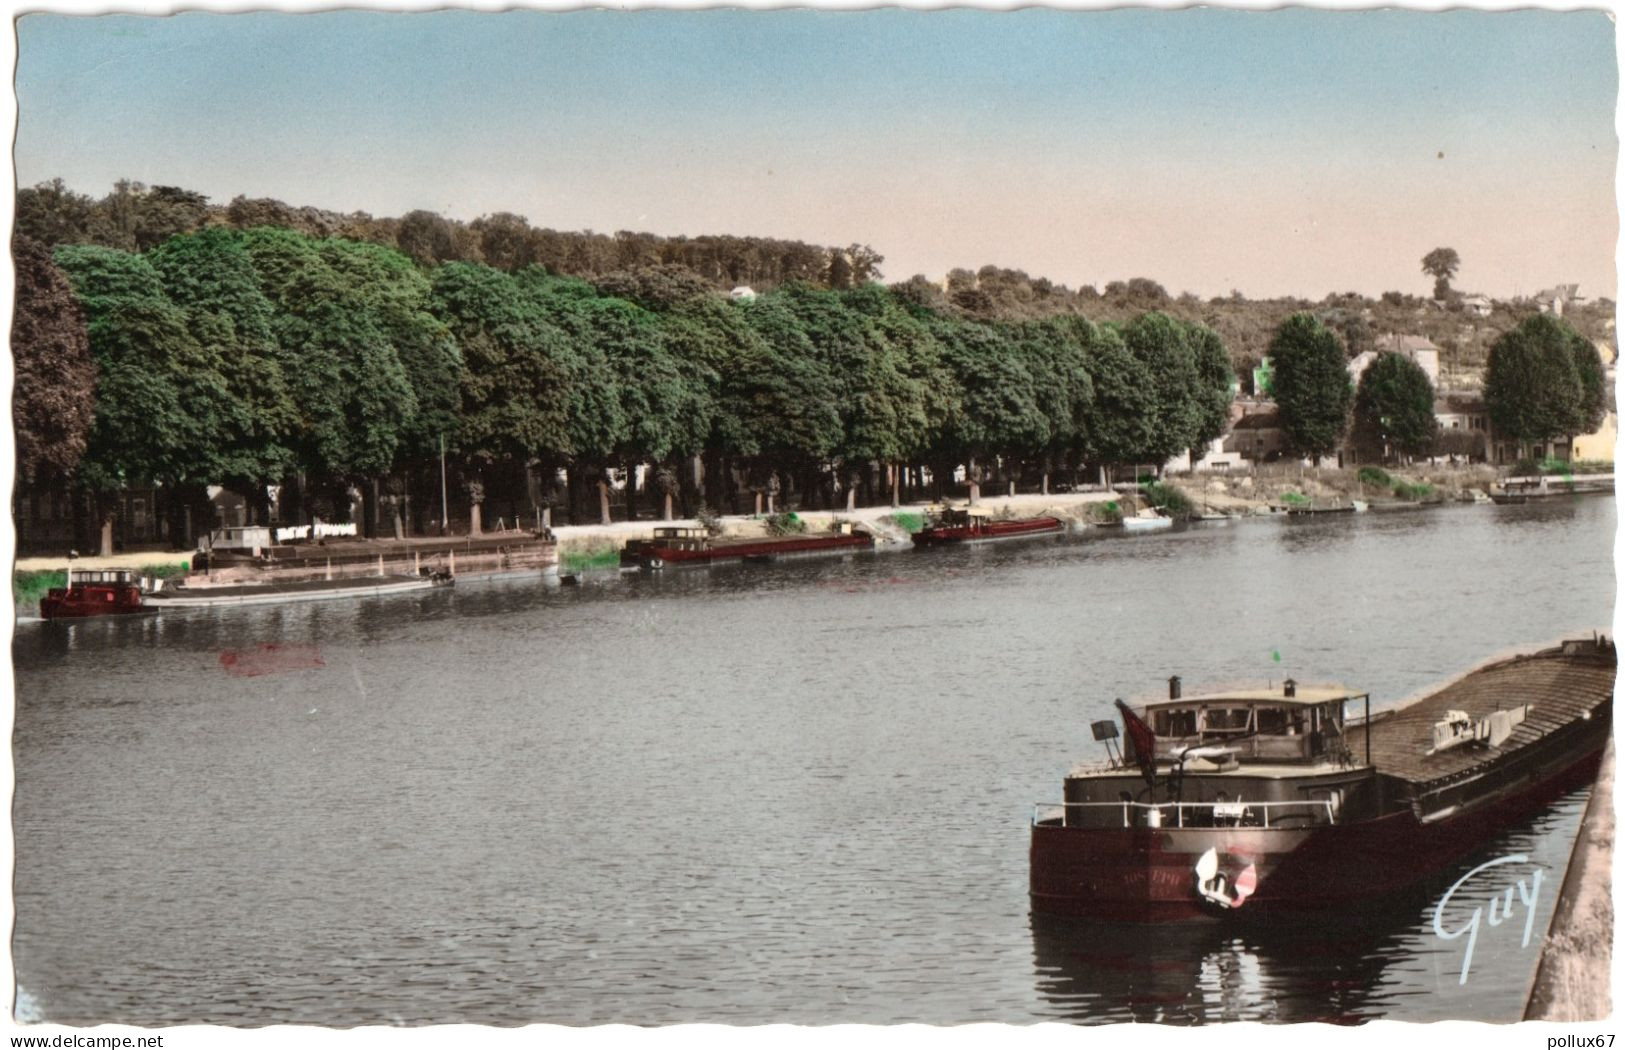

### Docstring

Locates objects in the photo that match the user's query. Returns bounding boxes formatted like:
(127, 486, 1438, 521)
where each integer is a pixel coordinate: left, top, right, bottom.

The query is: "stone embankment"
(1524, 737, 1614, 1020)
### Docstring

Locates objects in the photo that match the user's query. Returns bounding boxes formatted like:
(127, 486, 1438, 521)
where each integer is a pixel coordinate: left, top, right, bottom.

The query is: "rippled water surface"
(12, 498, 1616, 1024)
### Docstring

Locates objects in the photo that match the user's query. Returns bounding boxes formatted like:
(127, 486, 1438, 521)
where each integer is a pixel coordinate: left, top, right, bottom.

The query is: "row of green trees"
(1265, 310, 1607, 464)
(16, 227, 1240, 539)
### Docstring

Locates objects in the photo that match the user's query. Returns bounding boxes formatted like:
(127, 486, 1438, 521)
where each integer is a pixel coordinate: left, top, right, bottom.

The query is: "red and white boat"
(39, 568, 153, 619)
(910, 505, 1065, 546)
(1030, 637, 1614, 922)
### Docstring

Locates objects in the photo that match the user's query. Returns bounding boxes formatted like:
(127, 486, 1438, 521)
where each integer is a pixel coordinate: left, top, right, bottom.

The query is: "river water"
(11, 497, 1616, 1025)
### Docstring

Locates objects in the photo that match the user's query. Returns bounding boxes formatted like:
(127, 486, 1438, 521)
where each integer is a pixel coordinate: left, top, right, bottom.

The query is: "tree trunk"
(625, 462, 639, 522)
(364, 478, 380, 539)
(392, 498, 404, 540)
(99, 513, 114, 557)
(598, 477, 612, 525)
(891, 462, 901, 508)
(470, 501, 483, 536)
(67, 484, 85, 554)
(701, 452, 723, 513)
(663, 492, 674, 521)
(565, 469, 582, 525)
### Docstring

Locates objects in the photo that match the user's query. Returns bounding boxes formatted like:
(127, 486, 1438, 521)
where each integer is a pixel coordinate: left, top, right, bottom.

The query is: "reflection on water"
(11, 498, 1613, 1024)
(1030, 787, 1589, 1024)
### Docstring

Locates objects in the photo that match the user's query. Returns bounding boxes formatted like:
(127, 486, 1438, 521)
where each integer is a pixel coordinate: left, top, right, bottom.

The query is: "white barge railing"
(1032, 799, 1337, 829)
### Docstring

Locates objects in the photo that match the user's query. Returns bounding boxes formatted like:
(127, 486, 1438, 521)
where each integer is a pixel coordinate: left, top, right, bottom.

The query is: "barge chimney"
(1168, 675, 1182, 700)
(1284, 678, 1297, 698)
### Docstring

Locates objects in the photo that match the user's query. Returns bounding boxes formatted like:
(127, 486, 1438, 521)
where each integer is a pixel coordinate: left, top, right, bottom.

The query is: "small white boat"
(1120, 510, 1174, 532)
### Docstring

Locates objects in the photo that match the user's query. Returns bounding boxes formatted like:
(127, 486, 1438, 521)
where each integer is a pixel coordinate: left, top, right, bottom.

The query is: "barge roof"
(1143, 685, 1363, 708)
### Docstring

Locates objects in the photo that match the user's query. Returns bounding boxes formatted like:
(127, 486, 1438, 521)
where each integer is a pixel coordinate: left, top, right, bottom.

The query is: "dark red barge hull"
(640, 532, 874, 569)
(39, 586, 151, 619)
(1031, 723, 1608, 923)
(912, 516, 1065, 546)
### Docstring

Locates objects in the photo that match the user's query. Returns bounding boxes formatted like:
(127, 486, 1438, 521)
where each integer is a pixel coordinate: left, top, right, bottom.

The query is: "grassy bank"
(882, 511, 926, 534)
(13, 570, 65, 607)
(559, 539, 622, 573)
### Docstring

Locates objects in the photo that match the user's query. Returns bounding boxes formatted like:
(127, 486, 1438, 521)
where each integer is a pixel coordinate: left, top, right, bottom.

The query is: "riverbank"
(9, 465, 1515, 580)
(1163, 463, 1502, 515)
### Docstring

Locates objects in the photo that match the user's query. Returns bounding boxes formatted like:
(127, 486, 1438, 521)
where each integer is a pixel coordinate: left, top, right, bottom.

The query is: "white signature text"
(1432, 853, 1545, 985)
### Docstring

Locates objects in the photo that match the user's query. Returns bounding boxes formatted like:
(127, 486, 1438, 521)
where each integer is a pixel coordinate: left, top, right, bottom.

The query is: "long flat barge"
(146, 574, 447, 609)
(1030, 636, 1614, 922)
(191, 528, 557, 584)
(1491, 474, 1615, 504)
(622, 523, 874, 570)
(911, 506, 1065, 546)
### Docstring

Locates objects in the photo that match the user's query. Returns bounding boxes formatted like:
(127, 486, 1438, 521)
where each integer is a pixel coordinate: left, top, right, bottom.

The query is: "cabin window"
(1201, 707, 1251, 733)
(1256, 707, 1290, 734)
(1153, 708, 1198, 737)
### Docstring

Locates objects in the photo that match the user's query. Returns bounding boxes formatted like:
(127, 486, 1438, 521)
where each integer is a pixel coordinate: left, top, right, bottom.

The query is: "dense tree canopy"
(1353, 352, 1437, 460)
(12, 236, 96, 484)
(1268, 313, 1354, 460)
(53, 244, 244, 491)
(240, 228, 424, 480)
(1186, 323, 1236, 460)
(1484, 314, 1596, 446)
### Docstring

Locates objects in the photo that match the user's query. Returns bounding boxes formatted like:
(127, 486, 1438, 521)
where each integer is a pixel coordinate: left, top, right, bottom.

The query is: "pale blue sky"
(14, 9, 1619, 299)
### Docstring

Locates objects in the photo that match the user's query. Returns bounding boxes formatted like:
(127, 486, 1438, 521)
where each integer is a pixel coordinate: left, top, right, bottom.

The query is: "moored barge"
(191, 525, 558, 582)
(144, 573, 449, 609)
(39, 568, 153, 619)
(1490, 474, 1614, 504)
(910, 506, 1065, 546)
(1030, 636, 1614, 922)
(621, 521, 874, 570)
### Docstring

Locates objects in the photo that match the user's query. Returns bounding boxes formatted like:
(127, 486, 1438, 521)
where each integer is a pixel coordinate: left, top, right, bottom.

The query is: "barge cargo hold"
(621, 522, 875, 570)
(144, 573, 450, 609)
(190, 527, 557, 583)
(1030, 636, 1615, 922)
(910, 506, 1065, 546)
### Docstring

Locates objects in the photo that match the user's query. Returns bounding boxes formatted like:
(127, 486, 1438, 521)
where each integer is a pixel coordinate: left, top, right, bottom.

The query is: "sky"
(11, 7, 1620, 301)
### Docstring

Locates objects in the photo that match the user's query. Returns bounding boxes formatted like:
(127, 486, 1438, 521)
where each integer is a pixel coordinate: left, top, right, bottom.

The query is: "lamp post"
(439, 433, 449, 536)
